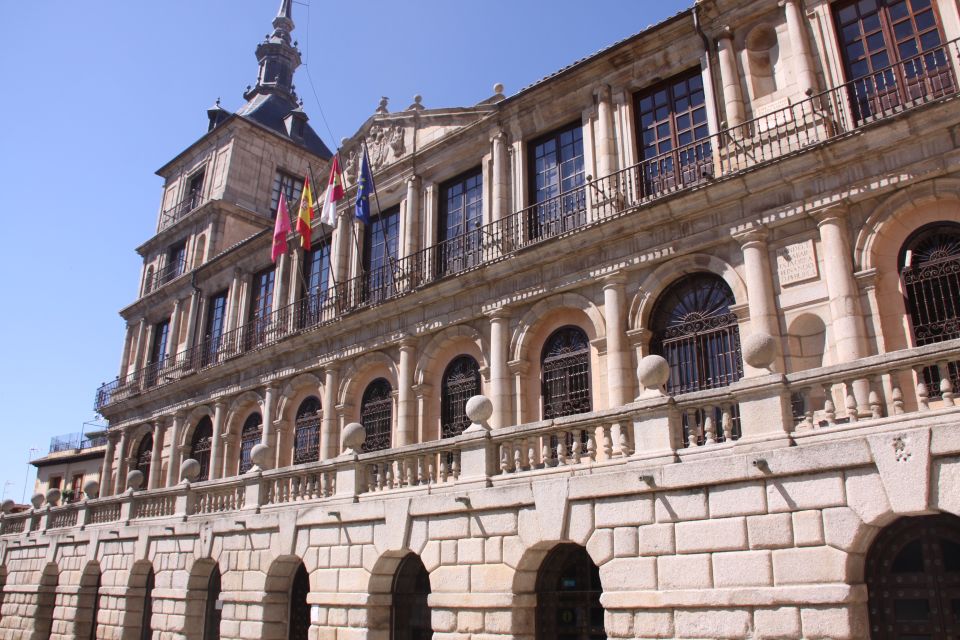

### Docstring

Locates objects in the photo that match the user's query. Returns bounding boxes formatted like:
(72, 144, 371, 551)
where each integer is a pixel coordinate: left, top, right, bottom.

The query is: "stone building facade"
(3, 0, 960, 638)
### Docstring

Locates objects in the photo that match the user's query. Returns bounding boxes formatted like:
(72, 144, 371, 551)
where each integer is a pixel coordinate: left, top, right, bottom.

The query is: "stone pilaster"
(717, 28, 745, 129)
(397, 337, 418, 447)
(322, 366, 340, 459)
(210, 401, 226, 480)
(603, 274, 632, 407)
(735, 227, 784, 372)
(782, 0, 817, 96)
(147, 421, 165, 490)
(166, 412, 184, 487)
(487, 308, 512, 429)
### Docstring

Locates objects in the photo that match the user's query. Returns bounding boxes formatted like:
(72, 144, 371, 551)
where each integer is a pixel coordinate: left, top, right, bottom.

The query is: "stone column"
(491, 131, 509, 224)
(333, 209, 353, 286)
(114, 429, 130, 494)
(422, 182, 438, 274)
(288, 248, 303, 305)
(131, 318, 148, 375)
(322, 366, 340, 459)
(100, 433, 117, 496)
(225, 268, 243, 333)
(165, 299, 183, 361)
(816, 206, 870, 409)
(118, 324, 135, 380)
(782, 0, 817, 96)
(736, 228, 785, 371)
(262, 385, 276, 469)
(403, 176, 421, 258)
(273, 253, 290, 314)
(508, 360, 530, 424)
(209, 401, 226, 481)
(603, 274, 632, 407)
(595, 85, 617, 179)
(147, 421, 165, 490)
(183, 289, 201, 353)
(717, 29, 745, 129)
(166, 412, 184, 487)
(488, 309, 512, 429)
(397, 338, 418, 447)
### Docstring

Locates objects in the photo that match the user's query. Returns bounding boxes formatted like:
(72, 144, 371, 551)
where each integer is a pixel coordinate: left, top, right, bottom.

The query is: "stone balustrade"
(8, 339, 960, 536)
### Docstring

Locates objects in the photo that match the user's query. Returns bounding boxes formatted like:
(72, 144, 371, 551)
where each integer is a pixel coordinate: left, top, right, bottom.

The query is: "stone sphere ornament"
(465, 395, 493, 432)
(126, 470, 144, 491)
(637, 355, 670, 396)
(45, 488, 61, 507)
(83, 479, 100, 500)
(1, 499, 15, 514)
(342, 422, 366, 454)
(180, 458, 201, 483)
(742, 332, 778, 369)
(31, 493, 45, 509)
(249, 443, 270, 472)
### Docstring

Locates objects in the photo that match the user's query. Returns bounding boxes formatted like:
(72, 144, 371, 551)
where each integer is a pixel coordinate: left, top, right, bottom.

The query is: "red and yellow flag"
(296, 176, 314, 250)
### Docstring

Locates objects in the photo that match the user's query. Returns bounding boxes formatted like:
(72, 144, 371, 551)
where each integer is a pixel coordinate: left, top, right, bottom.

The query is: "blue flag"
(355, 147, 374, 225)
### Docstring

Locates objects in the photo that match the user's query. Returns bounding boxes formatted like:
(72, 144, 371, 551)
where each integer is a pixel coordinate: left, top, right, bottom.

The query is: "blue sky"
(0, 0, 691, 502)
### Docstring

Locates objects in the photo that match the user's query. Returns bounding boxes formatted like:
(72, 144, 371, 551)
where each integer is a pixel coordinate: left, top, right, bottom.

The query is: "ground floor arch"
(866, 513, 960, 639)
(535, 544, 605, 640)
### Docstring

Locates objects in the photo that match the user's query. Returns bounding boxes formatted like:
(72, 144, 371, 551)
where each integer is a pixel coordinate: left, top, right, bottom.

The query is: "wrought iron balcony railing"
(48, 433, 108, 454)
(95, 39, 960, 412)
(142, 257, 188, 296)
(158, 191, 206, 231)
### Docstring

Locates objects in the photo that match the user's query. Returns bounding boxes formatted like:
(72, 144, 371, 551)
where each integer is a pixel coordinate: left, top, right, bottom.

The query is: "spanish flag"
(296, 175, 314, 250)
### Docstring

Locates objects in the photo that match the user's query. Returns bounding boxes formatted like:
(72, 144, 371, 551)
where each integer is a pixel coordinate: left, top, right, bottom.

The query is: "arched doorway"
(203, 567, 222, 640)
(541, 326, 592, 419)
(391, 554, 432, 640)
(536, 544, 605, 640)
(293, 397, 322, 464)
(441, 356, 481, 438)
(191, 417, 213, 481)
(361, 379, 393, 452)
(140, 568, 155, 640)
(866, 514, 960, 639)
(135, 433, 153, 481)
(288, 564, 311, 640)
(900, 222, 960, 396)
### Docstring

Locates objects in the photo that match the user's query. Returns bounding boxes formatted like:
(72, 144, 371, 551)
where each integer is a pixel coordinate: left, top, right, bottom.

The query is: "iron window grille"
(361, 379, 393, 452)
(135, 434, 153, 480)
(238, 413, 262, 474)
(541, 326, 592, 420)
(191, 417, 213, 482)
(441, 356, 481, 439)
(293, 397, 322, 465)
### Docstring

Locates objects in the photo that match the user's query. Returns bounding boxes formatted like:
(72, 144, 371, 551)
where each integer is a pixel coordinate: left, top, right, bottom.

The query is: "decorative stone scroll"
(775, 239, 819, 286)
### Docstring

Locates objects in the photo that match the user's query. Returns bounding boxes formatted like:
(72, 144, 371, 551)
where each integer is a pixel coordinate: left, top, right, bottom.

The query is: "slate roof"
(236, 92, 332, 160)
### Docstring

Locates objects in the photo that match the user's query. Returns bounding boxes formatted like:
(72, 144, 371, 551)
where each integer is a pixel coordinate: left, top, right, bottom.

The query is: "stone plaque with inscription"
(776, 239, 819, 286)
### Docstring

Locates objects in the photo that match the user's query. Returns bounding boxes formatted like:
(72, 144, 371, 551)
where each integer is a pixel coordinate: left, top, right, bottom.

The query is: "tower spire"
(243, 0, 301, 103)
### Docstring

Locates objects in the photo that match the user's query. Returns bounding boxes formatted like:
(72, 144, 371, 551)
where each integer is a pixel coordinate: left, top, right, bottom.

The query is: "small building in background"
(30, 432, 107, 503)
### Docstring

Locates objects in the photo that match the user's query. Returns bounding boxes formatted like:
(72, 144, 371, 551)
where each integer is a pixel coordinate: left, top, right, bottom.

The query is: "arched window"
(141, 568, 155, 640)
(239, 413, 263, 474)
(441, 356, 481, 438)
(866, 514, 960, 639)
(541, 326, 592, 419)
(135, 433, 153, 481)
(392, 555, 432, 640)
(900, 223, 960, 395)
(651, 273, 743, 394)
(288, 564, 310, 640)
(361, 379, 392, 452)
(536, 544, 604, 640)
(203, 568, 222, 640)
(293, 397, 322, 465)
(191, 417, 213, 482)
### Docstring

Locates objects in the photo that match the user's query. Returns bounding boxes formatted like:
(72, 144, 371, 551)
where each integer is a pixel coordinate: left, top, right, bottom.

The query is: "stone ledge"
(599, 583, 866, 609)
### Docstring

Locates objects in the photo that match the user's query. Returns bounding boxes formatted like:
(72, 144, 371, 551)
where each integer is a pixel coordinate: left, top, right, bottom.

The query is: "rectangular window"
(438, 168, 483, 276)
(527, 123, 586, 241)
(186, 169, 205, 208)
(834, 0, 954, 122)
(49, 476, 62, 490)
(247, 267, 275, 348)
(363, 206, 400, 304)
(300, 241, 331, 327)
(150, 320, 170, 365)
(71, 474, 84, 498)
(202, 290, 228, 366)
(271, 171, 304, 217)
(634, 68, 712, 197)
(167, 241, 187, 281)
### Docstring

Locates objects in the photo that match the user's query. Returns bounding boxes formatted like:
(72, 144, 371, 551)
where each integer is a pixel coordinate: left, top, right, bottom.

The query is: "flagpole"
(307, 162, 340, 297)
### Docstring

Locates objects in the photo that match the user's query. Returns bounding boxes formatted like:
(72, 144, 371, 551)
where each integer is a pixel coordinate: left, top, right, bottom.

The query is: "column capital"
(812, 203, 849, 226)
(177, 444, 191, 455)
(411, 383, 434, 399)
(718, 25, 734, 40)
(855, 268, 879, 289)
(107, 431, 122, 445)
(232, 267, 244, 279)
(406, 174, 421, 188)
(484, 306, 512, 320)
(601, 272, 627, 288)
(214, 400, 228, 412)
(173, 410, 187, 421)
(507, 359, 530, 375)
(594, 83, 612, 101)
(398, 335, 419, 351)
(324, 362, 341, 376)
(732, 225, 769, 247)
